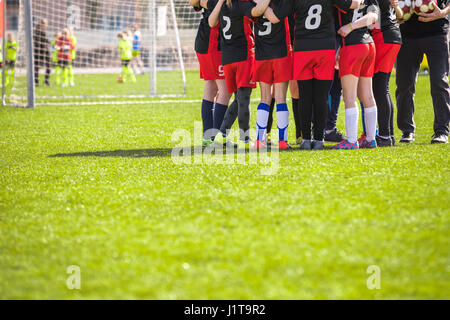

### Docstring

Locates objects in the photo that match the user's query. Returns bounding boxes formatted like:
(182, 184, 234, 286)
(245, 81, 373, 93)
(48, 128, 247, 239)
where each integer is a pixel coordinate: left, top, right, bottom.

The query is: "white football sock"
(345, 107, 359, 144)
(276, 103, 289, 142)
(364, 106, 378, 141)
(256, 103, 270, 142)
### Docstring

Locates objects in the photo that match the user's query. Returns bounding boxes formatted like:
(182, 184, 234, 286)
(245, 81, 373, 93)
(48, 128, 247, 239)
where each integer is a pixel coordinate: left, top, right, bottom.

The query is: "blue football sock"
(256, 103, 270, 141)
(277, 103, 289, 142)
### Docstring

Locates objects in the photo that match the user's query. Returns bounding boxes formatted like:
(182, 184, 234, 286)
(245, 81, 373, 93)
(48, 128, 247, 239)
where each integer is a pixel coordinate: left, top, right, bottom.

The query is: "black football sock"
(201, 99, 214, 140)
(237, 87, 252, 141)
(267, 98, 275, 134)
(373, 72, 391, 137)
(312, 79, 332, 141)
(291, 97, 301, 139)
(213, 102, 228, 136)
(220, 97, 238, 136)
(326, 69, 341, 131)
(298, 80, 314, 140)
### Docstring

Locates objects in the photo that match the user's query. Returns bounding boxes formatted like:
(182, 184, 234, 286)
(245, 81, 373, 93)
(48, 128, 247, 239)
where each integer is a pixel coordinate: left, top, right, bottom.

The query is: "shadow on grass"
(49, 145, 304, 159)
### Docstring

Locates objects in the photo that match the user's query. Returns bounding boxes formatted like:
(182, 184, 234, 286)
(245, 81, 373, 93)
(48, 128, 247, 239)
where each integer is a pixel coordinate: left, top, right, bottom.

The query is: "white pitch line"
(36, 99, 261, 107)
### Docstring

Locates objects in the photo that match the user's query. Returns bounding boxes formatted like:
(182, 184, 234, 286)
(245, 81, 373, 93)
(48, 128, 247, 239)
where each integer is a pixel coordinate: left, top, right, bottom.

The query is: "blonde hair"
(226, 0, 232, 7)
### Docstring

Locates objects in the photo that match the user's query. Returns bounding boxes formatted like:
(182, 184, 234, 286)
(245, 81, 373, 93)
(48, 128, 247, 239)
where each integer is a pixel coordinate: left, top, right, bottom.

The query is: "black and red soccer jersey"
(274, 0, 354, 51)
(194, 7, 221, 54)
(373, 0, 401, 44)
(335, 0, 380, 46)
(208, 0, 256, 66)
(254, 0, 291, 61)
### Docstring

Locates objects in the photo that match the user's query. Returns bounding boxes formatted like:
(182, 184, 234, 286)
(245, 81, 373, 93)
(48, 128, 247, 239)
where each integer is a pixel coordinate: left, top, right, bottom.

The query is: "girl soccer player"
(51, 32, 62, 86)
(208, 0, 271, 149)
(333, 0, 379, 149)
(253, 0, 293, 150)
(56, 28, 75, 87)
(370, 0, 402, 146)
(267, 0, 362, 150)
(117, 32, 136, 84)
(190, 0, 233, 147)
(5, 33, 18, 87)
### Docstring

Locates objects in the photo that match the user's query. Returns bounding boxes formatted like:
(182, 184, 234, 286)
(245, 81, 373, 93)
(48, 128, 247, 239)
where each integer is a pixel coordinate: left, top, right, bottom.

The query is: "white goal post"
(2, 0, 200, 107)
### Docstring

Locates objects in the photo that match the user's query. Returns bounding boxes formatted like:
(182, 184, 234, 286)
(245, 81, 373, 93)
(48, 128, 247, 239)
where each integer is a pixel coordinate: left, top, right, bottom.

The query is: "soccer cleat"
(202, 139, 213, 147)
(331, 139, 359, 150)
(324, 128, 344, 143)
(278, 140, 291, 150)
(254, 140, 266, 150)
(357, 133, 366, 145)
(69, 81, 75, 87)
(296, 136, 303, 145)
(376, 135, 392, 147)
(431, 133, 448, 144)
(299, 140, 312, 150)
(61, 83, 67, 87)
(312, 140, 324, 150)
(400, 132, 414, 143)
(238, 140, 250, 150)
(360, 139, 377, 149)
(265, 133, 272, 146)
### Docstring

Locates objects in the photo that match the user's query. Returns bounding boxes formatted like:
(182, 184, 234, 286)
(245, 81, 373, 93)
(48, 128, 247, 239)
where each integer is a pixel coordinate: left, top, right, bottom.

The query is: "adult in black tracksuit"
(396, 0, 450, 144)
(33, 19, 51, 86)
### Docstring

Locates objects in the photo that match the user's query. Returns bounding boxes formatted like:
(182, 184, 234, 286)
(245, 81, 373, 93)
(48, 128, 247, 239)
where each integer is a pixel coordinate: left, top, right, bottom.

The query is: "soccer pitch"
(0, 71, 448, 299)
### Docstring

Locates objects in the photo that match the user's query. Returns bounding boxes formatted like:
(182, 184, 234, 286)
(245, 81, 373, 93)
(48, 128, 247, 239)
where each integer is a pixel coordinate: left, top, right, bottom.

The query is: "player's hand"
(418, 2, 446, 22)
(338, 24, 352, 37)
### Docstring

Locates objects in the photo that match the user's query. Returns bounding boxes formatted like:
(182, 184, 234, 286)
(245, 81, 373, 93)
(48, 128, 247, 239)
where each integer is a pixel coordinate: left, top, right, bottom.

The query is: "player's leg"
(237, 86, 252, 147)
(55, 64, 61, 86)
(44, 59, 51, 86)
(266, 97, 275, 145)
(274, 81, 290, 149)
(69, 61, 75, 86)
(358, 76, 377, 149)
(289, 80, 301, 144)
(372, 71, 393, 146)
(212, 79, 232, 141)
(297, 79, 314, 150)
(311, 79, 332, 150)
(255, 81, 272, 147)
(325, 70, 345, 143)
(63, 65, 69, 87)
(331, 74, 359, 149)
(201, 80, 218, 146)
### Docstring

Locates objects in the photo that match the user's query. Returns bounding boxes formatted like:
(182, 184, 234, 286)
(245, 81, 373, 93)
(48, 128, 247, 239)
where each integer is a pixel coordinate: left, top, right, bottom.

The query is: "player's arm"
(265, 0, 293, 24)
(189, 0, 200, 6)
(338, 4, 379, 37)
(208, 0, 225, 27)
(418, 1, 450, 22)
(250, 0, 271, 17)
(334, 0, 364, 11)
(390, 0, 404, 19)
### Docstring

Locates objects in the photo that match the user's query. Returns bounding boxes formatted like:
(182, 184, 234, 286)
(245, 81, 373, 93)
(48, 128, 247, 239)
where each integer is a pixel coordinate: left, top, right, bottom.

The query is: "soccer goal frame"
(2, 0, 188, 108)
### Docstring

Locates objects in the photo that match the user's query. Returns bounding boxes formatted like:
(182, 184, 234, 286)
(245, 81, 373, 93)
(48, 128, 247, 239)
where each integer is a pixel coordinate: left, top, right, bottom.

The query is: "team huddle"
(190, 0, 404, 150)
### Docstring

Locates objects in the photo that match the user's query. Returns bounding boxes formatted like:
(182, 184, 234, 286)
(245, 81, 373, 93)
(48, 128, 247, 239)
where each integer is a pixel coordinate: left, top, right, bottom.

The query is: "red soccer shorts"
(339, 43, 376, 78)
(253, 54, 293, 84)
(293, 50, 335, 81)
(372, 30, 401, 74)
(223, 53, 256, 93)
(197, 50, 224, 81)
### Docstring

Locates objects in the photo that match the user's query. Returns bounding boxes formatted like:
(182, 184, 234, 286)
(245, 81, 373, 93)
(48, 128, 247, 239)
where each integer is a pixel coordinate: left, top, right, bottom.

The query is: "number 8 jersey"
(274, 0, 354, 52)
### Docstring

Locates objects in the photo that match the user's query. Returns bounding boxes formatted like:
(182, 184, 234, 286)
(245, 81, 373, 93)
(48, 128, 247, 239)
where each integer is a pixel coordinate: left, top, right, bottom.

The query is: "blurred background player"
(253, 0, 293, 150)
(33, 19, 51, 86)
(333, 0, 379, 150)
(131, 25, 145, 75)
(5, 33, 18, 87)
(117, 32, 136, 83)
(57, 28, 75, 87)
(190, 0, 233, 147)
(208, 0, 270, 149)
(51, 32, 62, 86)
(69, 28, 77, 87)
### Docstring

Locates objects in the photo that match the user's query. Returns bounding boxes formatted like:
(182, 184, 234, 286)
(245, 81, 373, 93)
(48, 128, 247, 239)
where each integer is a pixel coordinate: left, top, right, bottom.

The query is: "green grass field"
(0, 71, 449, 299)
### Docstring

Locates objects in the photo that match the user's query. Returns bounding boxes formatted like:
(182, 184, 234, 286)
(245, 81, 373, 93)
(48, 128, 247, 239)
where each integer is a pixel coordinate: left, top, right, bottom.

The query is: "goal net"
(3, 0, 201, 107)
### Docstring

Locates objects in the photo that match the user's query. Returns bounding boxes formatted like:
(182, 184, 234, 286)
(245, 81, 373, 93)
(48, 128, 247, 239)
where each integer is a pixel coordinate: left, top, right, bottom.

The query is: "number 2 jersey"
(194, 6, 220, 54)
(273, 0, 354, 52)
(335, 0, 380, 46)
(208, 0, 256, 66)
(253, 0, 293, 61)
